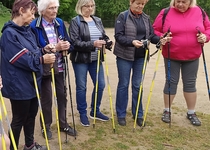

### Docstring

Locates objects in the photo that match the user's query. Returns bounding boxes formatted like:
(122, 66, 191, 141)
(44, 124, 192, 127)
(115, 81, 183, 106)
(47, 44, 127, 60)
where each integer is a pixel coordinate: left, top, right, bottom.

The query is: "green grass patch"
(56, 110, 210, 150)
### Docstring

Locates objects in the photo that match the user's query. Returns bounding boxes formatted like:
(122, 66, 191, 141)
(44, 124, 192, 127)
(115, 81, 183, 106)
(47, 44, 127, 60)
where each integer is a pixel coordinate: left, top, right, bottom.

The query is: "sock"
(187, 110, 195, 115)
(164, 108, 170, 112)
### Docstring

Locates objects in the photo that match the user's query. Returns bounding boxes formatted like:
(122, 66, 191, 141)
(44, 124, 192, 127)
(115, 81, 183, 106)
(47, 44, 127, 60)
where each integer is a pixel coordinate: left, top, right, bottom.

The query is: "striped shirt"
(87, 21, 102, 61)
(42, 18, 63, 72)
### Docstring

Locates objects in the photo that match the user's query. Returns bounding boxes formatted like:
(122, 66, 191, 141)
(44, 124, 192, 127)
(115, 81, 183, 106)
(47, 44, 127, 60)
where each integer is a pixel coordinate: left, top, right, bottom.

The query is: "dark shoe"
(23, 142, 47, 150)
(41, 128, 52, 140)
(117, 118, 126, 126)
(132, 117, 146, 127)
(187, 113, 201, 126)
(90, 112, 109, 121)
(161, 111, 171, 123)
(137, 118, 146, 127)
(60, 125, 77, 136)
(80, 114, 90, 127)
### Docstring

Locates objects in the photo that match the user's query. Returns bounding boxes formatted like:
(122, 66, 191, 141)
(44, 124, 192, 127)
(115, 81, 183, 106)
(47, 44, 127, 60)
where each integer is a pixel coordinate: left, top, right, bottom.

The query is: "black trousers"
(40, 72, 67, 129)
(10, 97, 38, 149)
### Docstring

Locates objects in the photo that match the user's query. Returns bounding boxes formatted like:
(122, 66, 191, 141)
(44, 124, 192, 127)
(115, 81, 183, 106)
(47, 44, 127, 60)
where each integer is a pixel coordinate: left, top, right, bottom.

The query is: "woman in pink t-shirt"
(153, 0, 210, 126)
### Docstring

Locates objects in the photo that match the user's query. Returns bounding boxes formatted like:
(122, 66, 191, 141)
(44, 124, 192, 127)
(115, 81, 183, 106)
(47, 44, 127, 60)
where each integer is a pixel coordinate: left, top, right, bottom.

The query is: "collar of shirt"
(42, 18, 55, 27)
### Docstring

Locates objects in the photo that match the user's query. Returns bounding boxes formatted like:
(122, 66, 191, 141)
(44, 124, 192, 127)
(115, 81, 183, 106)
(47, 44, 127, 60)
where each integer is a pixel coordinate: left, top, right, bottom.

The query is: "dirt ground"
(2, 28, 210, 149)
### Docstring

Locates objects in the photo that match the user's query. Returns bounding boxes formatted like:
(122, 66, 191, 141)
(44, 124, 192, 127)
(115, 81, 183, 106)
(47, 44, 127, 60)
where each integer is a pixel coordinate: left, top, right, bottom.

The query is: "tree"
(1, 0, 210, 27)
(57, 0, 77, 22)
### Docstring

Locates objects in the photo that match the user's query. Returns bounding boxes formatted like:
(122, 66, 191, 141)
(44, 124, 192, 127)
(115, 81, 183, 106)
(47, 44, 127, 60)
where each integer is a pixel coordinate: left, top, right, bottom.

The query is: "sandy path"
(2, 28, 210, 149)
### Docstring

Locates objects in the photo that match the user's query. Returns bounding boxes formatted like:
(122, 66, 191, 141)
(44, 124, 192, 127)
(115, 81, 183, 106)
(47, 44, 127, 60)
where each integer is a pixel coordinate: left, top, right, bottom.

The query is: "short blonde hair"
(170, 0, 197, 7)
(37, 0, 59, 15)
(75, 0, 96, 15)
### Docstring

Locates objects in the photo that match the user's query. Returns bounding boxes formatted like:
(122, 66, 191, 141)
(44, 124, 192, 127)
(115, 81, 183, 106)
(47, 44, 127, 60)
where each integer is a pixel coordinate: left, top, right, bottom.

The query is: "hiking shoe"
(136, 118, 146, 127)
(132, 117, 146, 127)
(60, 125, 77, 136)
(80, 115, 90, 127)
(187, 113, 201, 126)
(23, 142, 47, 150)
(161, 111, 171, 123)
(117, 118, 126, 126)
(90, 112, 109, 121)
(41, 128, 52, 140)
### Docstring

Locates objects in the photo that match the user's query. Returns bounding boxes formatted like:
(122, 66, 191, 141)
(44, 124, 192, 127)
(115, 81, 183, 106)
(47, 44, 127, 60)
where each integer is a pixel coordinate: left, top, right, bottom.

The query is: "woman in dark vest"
(114, 0, 160, 126)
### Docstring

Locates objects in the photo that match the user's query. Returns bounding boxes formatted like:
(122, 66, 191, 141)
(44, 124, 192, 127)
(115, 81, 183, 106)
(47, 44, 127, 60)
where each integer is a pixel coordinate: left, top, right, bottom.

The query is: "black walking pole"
(196, 27, 210, 100)
(60, 36, 76, 139)
(64, 52, 76, 139)
(62, 50, 68, 142)
(166, 27, 171, 128)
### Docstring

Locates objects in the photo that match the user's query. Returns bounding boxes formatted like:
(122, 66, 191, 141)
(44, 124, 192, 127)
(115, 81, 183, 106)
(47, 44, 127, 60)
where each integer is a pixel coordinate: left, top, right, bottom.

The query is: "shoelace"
(64, 127, 69, 131)
(189, 114, 199, 121)
(34, 143, 42, 148)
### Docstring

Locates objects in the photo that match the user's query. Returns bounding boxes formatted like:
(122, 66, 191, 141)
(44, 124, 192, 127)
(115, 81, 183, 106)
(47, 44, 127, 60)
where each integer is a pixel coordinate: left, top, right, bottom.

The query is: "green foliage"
(0, 2, 11, 35)
(1, 0, 210, 27)
(0, 2, 11, 17)
(57, 0, 77, 22)
(198, 0, 210, 16)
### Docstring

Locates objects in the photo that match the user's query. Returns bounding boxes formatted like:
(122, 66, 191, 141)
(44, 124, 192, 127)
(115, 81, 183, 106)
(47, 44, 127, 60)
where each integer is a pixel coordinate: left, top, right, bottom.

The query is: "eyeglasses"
(83, 4, 95, 8)
(48, 6, 58, 11)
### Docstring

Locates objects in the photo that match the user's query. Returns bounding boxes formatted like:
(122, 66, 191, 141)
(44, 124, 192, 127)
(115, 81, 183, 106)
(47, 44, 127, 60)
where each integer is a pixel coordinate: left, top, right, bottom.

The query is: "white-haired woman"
(69, 0, 113, 127)
(0, 0, 56, 149)
(153, 0, 210, 126)
(30, 0, 77, 139)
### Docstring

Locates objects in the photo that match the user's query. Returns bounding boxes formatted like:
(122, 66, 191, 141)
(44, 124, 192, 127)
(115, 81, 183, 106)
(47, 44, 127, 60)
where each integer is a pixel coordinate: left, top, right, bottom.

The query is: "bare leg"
(163, 93, 175, 109)
(161, 94, 176, 123)
(184, 92, 196, 110)
(184, 92, 201, 126)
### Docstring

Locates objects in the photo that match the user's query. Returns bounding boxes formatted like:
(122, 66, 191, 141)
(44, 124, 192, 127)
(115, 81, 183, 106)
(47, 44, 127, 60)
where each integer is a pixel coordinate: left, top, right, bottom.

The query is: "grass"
(50, 109, 210, 150)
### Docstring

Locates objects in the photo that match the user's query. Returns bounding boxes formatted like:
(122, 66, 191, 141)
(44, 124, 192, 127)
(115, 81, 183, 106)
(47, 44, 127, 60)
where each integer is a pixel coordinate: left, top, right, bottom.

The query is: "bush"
(0, 2, 11, 17)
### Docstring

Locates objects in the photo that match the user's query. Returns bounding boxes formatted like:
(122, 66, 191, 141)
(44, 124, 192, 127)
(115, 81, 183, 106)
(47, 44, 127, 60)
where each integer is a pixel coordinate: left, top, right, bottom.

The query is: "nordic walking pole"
(62, 50, 68, 143)
(0, 106, 6, 150)
(196, 27, 210, 100)
(93, 49, 101, 128)
(32, 72, 50, 150)
(51, 68, 62, 150)
(103, 44, 115, 133)
(142, 43, 162, 127)
(0, 92, 17, 150)
(60, 36, 76, 139)
(133, 49, 149, 131)
(201, 38, 210, 100)
(167, 27, 171, 128)
(64, 52, 76, 139)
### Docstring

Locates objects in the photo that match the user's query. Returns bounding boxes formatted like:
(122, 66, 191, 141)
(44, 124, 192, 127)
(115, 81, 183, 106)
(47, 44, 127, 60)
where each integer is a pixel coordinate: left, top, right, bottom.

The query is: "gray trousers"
(40, 72, 67, 129)
(163, 58, 199, 95)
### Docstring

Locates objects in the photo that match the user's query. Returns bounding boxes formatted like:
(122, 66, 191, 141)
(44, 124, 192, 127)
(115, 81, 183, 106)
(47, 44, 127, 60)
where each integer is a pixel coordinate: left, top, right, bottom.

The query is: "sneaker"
(90, 112, 109, 121)
(41, 128, 52, 140)
(187, 113, 201, 126)
(60, 125, 77, 136)
(23, 142, 47, 150)
(117, 118, 126, 126)
(80, 115, 90, 127)
(161, 111, 171, 123)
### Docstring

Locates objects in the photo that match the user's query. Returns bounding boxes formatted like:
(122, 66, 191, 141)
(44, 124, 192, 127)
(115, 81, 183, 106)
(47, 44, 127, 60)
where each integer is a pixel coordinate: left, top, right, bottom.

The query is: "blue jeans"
(72, 61, 105, 115)
(116, 57, 144, 118)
